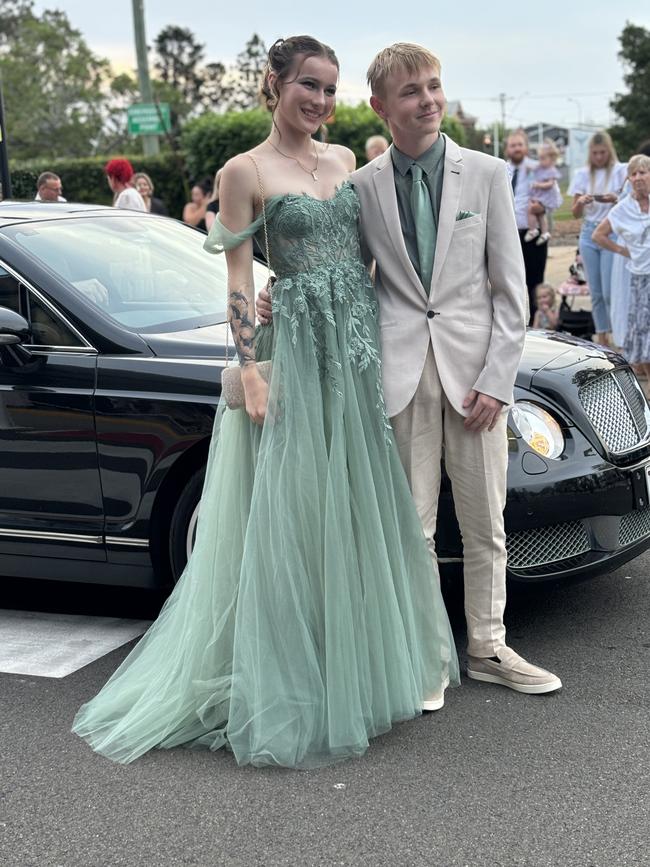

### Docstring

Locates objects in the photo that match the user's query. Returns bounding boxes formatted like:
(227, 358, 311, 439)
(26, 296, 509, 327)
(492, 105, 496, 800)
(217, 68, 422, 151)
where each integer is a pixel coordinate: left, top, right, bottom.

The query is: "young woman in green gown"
(72, 35, 459, 769)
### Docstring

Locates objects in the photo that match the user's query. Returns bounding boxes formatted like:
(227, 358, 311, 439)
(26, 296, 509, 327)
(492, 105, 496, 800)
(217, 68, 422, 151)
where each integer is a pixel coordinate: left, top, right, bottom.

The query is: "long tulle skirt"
(72, 306, 459, 768)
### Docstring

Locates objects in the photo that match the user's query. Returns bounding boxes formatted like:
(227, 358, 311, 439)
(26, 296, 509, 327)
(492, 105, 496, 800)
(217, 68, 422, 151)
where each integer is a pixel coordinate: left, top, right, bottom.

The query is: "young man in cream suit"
(258, 43, 561, 697)
(352, 43, 561, 695)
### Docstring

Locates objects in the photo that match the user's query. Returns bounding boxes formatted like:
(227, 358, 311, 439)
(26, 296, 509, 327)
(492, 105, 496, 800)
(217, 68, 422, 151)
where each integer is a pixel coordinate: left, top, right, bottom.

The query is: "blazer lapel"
(429, 136, 463, 297)
(372, 148, 428, 302)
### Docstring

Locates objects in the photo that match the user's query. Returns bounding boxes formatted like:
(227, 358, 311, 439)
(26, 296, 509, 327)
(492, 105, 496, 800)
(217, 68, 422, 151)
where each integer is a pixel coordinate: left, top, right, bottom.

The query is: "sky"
(33, 0, 650, 130)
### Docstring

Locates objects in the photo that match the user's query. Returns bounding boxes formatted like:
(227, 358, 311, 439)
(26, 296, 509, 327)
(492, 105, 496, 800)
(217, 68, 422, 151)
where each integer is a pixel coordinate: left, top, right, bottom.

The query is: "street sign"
(127, 103, 171, 136)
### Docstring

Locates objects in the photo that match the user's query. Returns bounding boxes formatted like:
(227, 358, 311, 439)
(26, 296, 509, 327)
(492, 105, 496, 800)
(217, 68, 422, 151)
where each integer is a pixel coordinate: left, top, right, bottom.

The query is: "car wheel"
(169, 466, 205, 582)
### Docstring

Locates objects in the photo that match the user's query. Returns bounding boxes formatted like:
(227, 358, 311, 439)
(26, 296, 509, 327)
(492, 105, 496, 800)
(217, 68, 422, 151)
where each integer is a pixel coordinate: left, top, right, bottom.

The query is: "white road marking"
(0, 610, 151, 678)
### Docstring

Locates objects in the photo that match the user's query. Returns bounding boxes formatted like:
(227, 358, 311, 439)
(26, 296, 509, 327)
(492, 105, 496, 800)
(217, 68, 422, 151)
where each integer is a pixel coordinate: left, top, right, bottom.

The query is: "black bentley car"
(1, 202, 649, 589)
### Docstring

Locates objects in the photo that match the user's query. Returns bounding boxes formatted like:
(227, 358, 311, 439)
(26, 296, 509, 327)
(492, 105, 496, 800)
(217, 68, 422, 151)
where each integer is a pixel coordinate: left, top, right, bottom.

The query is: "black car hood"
(144, 326, 621, 385)
(517, 330, 621, 392)
(143, 322, 228, 358)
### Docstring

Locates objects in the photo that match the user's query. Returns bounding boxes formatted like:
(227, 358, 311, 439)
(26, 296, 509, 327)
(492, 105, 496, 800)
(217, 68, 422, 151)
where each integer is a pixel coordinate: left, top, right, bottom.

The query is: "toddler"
(532, 283, 559, 330)
(525, 140, 564, 245)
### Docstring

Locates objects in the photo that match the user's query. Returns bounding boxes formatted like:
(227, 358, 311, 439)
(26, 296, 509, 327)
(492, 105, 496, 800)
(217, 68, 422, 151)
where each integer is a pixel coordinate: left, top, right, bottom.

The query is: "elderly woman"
(364, 134, 389, 162)
(593, 154, 650, 379)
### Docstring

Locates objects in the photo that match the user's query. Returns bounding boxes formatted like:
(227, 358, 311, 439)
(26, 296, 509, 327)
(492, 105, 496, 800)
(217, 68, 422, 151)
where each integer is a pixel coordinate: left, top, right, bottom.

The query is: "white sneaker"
(422, 675, 450, 711)
(524, 228, 540, 242)
(422, 692, 445, 712)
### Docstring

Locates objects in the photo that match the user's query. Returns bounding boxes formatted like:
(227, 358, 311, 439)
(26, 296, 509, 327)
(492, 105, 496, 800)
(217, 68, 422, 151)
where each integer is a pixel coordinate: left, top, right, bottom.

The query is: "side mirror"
(0, 306, 31, 345)
(0, 306, 33, 366)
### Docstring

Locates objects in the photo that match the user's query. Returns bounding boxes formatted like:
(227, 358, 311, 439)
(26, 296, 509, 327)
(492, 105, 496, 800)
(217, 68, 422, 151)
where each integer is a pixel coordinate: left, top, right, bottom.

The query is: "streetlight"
(566, 97, 583, 128)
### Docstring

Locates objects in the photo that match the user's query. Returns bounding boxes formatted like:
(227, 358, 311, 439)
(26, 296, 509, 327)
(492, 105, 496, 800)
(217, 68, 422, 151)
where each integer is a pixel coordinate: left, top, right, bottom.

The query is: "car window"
(28, 291, 83, 347)
(0, 262, 84, 348)
(0, 266, 20, 314)
(3, 215, 269, 334)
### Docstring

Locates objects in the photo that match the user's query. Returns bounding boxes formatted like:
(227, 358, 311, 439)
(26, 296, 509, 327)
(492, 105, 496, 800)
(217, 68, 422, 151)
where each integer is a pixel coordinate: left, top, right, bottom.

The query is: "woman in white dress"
(569, 132, 627, 345)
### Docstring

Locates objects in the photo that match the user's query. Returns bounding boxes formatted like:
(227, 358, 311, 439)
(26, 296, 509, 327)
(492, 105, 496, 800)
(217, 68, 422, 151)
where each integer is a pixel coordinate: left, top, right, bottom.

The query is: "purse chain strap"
(225, 153, 273, 365)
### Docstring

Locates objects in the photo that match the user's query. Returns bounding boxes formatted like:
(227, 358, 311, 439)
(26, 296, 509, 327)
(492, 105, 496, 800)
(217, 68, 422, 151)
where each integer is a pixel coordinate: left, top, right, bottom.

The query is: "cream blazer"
(352, 135, 527, 418)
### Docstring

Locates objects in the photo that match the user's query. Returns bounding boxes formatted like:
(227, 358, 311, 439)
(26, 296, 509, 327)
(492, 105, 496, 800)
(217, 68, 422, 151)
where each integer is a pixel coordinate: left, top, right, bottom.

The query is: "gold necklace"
(267, 139, 319, 181)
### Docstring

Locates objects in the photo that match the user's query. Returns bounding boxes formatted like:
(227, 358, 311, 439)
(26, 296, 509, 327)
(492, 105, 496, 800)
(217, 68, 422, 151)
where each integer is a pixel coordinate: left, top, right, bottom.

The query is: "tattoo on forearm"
(228, 289, 256, 366)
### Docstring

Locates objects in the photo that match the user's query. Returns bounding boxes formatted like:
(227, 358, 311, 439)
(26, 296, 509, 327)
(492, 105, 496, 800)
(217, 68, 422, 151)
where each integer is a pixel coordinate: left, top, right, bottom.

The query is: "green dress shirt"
(392, 135, 446, 286)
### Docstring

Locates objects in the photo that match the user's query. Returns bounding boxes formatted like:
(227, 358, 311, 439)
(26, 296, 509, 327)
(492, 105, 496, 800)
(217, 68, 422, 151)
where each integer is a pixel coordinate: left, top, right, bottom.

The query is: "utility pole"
(131, 0, 159, 156)
(499, 92, 507, 135)
(0, 75, 12, 200)
(491, 91, 517, 157)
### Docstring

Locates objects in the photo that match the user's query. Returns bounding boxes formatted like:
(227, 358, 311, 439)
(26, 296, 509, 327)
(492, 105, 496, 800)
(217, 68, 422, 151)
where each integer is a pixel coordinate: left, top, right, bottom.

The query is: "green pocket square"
(456, 210, 479, 221)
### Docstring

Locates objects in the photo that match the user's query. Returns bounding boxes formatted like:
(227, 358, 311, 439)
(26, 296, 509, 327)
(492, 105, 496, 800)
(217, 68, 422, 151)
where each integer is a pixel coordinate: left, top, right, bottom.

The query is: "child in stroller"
(556, 249, 594, 339)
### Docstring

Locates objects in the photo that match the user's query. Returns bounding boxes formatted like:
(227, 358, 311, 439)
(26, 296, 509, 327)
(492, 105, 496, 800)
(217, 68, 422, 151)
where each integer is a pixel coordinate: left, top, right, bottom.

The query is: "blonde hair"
(367, 43, 441, 98)
(535, 283, 556, 306)
(133, 171, 154, 194)
(627, 154, 650, 175)
(539, 139, 559, 161)
(588, 131, 618, 193)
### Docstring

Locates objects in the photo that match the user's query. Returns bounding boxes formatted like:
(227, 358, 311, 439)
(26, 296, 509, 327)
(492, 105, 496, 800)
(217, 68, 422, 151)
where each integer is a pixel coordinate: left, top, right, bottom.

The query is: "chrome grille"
(618, 507, 650, 547)
(578, 369, 648, 454)
(617, 369, 648, 432)
(507, 521, 590, 570)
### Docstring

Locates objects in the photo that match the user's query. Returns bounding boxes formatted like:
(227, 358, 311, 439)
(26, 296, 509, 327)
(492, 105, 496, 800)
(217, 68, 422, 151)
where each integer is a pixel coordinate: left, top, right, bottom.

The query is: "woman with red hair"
(105, 158, 147, 211)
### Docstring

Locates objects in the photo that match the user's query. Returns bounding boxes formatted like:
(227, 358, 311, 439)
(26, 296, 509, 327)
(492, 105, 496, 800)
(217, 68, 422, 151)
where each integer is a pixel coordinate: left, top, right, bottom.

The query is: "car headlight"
(509, 402, 565, 459)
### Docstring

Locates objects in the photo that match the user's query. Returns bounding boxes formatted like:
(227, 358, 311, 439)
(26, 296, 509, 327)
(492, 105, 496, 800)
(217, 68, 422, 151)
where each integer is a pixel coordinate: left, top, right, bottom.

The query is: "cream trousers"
(391, 346, 509, 657)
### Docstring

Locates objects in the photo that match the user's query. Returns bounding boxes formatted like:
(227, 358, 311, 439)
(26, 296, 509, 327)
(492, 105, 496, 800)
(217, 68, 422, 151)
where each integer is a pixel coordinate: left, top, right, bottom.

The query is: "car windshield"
(4, 214, 269, 333)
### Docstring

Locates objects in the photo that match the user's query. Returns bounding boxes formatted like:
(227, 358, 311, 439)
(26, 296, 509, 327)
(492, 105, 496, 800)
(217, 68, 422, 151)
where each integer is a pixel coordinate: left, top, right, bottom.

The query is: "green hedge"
(9, 152, 189, 219)
(181, 109, 273, 180)
(181, 104, 468, 179)
(326, 103, 389, 164)
(330, 107, 466, 162)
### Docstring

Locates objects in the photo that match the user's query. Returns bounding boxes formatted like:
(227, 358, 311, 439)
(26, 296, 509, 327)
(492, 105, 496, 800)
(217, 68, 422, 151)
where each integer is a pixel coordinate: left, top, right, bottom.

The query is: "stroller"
(556, 249, 594, 339)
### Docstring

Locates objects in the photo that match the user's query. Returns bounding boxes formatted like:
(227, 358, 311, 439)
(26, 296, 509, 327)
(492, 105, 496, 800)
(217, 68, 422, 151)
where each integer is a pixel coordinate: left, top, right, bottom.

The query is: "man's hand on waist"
(255, 282, 274, 325)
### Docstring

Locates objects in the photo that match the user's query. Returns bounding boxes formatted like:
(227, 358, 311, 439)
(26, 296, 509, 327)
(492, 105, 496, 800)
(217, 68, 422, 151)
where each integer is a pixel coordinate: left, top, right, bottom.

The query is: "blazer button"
(427, 310, 435, 319)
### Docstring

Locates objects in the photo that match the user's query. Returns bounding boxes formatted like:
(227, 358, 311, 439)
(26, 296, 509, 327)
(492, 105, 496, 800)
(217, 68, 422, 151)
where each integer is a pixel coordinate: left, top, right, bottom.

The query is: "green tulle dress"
(72, 182, 459, 768)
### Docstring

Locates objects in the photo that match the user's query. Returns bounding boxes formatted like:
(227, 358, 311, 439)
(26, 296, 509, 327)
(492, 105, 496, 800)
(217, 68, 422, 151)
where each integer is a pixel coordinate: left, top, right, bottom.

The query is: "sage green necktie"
(409, 163, 435, 292)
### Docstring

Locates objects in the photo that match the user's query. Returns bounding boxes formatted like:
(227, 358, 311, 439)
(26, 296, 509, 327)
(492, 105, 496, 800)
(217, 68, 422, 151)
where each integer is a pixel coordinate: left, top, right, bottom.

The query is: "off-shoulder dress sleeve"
(203, 212, 264, 254)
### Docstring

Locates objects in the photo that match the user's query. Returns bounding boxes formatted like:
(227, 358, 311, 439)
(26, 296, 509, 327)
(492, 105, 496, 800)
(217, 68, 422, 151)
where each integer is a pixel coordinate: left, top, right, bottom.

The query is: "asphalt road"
(1, 557, 648, 867)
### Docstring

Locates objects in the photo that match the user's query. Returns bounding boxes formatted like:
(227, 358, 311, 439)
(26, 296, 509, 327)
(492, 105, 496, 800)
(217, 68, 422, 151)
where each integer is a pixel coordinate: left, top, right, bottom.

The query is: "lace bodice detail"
(262, 183, 362, 276)
(205, 181, 361, 275)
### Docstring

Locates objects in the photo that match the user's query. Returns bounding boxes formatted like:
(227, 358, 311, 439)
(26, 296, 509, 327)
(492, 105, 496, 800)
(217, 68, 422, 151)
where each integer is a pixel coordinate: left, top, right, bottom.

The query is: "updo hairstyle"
(260, 35, 339, 113)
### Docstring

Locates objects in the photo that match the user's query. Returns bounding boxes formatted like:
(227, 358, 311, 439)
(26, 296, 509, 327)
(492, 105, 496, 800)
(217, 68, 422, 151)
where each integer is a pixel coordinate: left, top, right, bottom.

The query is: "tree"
(0, 0, 110, 162)
(200, 62, 230, 112)
(227, 33, 267, 111)
(181, 109, 272, 180)
(153, 25, 206, 140)
(154, 26, 205, 108)
(609, 22, 650, 158)
(97, 72, 141, 155)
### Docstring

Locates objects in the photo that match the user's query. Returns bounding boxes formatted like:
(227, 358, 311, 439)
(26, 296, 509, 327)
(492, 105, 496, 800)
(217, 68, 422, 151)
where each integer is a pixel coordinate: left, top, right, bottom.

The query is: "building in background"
(447, 100, 478, 136)
(524, 123, 569, 160)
